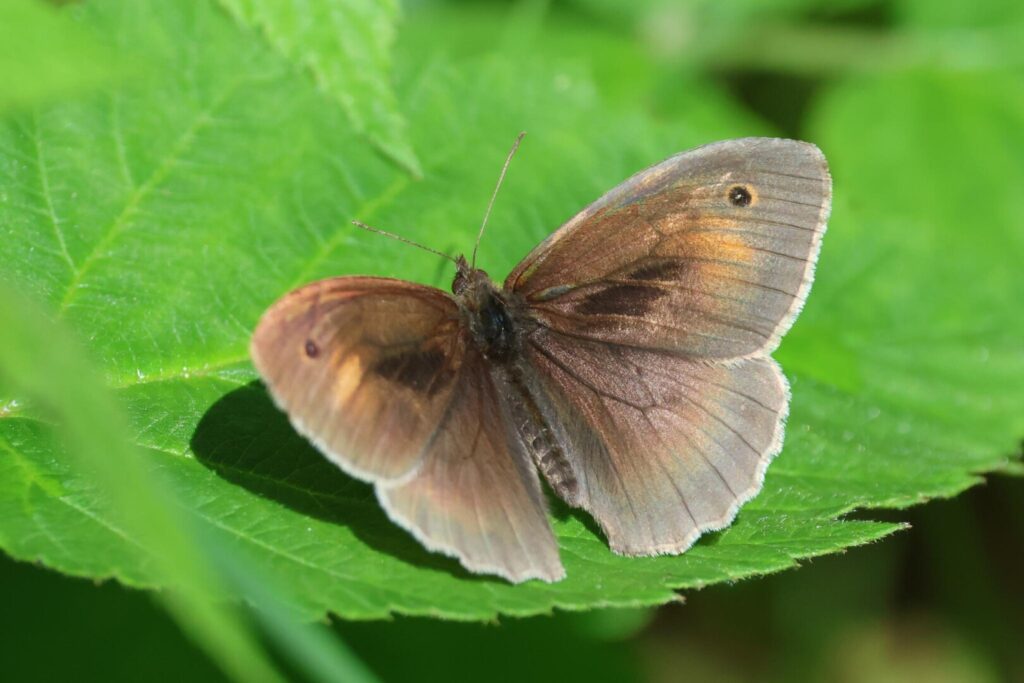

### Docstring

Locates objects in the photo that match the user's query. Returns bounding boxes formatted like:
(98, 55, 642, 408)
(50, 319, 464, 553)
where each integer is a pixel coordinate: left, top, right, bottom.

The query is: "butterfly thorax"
(453, 256, 519, 364)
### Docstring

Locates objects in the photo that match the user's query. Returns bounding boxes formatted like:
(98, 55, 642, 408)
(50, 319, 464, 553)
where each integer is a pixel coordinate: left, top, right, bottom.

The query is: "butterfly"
(251, 136, 831, 583)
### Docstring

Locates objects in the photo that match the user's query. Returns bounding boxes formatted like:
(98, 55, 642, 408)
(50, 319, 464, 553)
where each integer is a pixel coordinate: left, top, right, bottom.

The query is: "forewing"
(378, 351, 564, 583)
(518, 328, 789, 555)
(251, 277, 562, 582)
(251, 277, 464, 483)
(507, 137, 831, 359)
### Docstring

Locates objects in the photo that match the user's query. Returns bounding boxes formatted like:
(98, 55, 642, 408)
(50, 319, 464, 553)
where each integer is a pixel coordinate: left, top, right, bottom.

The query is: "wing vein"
(638, 409, 700, 529)
(528, 342, 645, 527)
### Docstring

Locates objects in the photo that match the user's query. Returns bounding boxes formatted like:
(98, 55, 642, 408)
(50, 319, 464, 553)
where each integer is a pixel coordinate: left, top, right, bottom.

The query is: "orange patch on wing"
(707, 232, 756, 265)
(677, 232, 758, 290)
(659, 230, 756, 267)
(334, 353, 364, 404)
(689, 213, 742, 230)
(656, 205, 741, 234)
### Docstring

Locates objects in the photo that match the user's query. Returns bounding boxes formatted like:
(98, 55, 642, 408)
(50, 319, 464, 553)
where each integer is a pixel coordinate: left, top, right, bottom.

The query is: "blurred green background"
(2, 0, 1022, 681)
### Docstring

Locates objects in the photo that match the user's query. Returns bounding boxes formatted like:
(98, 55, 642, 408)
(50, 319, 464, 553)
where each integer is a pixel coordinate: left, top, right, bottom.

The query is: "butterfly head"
(451, 254, 492, 297)
(449, 254, 518, 362)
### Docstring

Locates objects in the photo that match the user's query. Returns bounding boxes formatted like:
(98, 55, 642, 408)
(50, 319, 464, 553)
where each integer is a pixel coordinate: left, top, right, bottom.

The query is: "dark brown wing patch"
(577, 284, 668, 316)
(627, 259, 691, 282)
(370, 348, 452, 395)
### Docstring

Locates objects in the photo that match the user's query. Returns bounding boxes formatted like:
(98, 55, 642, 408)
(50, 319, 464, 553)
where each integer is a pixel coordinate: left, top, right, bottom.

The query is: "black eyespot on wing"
(628, 260, 688, 282)
(728, 185, 752, 207)
(371, 349, 450, 395)
(304, 340, 319, 358)
(578, 284, 667, 316)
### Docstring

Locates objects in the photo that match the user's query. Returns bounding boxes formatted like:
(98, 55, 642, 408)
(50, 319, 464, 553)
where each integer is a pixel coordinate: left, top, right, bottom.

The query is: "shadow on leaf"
(190, 381, 499, 583)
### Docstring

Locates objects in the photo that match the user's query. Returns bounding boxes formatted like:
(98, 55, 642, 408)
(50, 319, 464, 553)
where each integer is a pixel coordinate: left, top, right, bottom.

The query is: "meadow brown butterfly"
(251, 136, 831, 582)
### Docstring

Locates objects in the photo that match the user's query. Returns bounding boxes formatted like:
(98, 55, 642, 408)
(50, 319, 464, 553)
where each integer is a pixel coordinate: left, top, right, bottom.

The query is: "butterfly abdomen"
(505, 364, 580, 503)
(459, 272, 580, 501)
(533, 438, 579, 502)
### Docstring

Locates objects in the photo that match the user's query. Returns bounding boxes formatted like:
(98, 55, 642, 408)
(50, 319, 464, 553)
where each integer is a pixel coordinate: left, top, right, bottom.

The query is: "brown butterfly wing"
(251, 278, 562, 582)
(504, 137, 827, 555)
(516, 330, 788, 555)
(378, 350, 564, 582)
(507, 137, 831, 359)
(251, 277, 463, 482)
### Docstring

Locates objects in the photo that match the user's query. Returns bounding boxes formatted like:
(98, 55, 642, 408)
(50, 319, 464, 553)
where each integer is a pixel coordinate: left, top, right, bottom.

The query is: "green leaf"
(1, 0, 1020, 621)
(0, 283, 379, 681)
(215, 0, 420, 175)
(0, 285, 285, 682)
(0, 0, 121, 110)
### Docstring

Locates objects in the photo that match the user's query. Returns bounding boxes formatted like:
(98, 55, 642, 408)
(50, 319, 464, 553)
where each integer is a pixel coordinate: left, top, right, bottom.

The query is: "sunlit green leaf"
(0, 0, 1019, 621)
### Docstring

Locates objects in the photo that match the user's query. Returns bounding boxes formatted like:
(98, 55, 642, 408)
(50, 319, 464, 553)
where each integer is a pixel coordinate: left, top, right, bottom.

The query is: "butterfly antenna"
(351, 220, 458, 265)
(471, 131, 526, 268)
